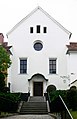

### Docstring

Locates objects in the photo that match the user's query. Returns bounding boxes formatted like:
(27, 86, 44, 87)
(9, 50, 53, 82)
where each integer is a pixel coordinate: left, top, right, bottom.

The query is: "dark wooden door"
(33, 82, 43, 96)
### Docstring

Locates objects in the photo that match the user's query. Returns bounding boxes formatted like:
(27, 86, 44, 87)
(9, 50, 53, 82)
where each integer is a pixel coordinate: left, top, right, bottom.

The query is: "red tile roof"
(66, 42, 77, 54)
(0, 33, 12, 55)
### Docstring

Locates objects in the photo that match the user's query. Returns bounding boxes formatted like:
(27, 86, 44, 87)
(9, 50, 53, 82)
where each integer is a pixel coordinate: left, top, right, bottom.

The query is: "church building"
(7, 7, 77, 96)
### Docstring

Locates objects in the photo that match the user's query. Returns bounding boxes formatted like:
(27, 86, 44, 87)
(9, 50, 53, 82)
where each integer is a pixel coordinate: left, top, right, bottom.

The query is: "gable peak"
(7, 6, 72, 38)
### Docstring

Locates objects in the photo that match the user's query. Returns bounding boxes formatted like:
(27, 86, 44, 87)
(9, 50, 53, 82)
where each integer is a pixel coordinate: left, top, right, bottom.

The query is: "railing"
(59, 95, 73, 119)
(44, 93, 73, 119)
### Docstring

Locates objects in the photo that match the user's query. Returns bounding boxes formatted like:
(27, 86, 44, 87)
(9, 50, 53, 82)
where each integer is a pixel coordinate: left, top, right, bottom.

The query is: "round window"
(34, 42, 43, 51)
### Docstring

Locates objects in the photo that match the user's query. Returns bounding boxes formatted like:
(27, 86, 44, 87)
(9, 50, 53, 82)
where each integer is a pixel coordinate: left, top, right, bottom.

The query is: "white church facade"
(7, 7, 77, 96)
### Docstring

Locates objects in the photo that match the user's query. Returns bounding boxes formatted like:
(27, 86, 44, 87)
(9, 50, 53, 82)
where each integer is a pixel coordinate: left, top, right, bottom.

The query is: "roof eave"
(66, 50, 77, 54)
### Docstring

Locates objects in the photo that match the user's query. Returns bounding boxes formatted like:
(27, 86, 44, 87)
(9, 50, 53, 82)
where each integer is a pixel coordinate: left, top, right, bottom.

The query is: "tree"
(0, 45, 11, 91)
(0, 72, 5, 92)
(0, 45, 11, 74)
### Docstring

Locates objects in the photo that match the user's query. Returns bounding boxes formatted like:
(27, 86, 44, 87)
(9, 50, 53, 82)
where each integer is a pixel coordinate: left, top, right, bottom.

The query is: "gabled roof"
(6, 6, 72, 38)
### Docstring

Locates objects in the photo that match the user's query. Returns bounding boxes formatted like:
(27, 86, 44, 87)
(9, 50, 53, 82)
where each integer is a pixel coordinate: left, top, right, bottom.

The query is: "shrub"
(67, 89, 77, 110)
(0, 93, 21, 112)
(47, 85, 56, 93)
(49, 89, 77, 111)
(70, 86, 76, 90)
(49, 90, 67, 102)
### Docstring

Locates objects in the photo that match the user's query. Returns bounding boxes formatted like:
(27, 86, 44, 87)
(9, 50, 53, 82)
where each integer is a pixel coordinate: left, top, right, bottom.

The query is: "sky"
(0, 0, 77, 41)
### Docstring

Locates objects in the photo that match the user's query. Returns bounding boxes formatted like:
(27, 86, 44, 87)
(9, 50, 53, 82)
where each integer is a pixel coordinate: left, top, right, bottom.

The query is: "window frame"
(19, 58, 27, 74)
(49, 58, 57, 74)
(34, 42, 43, 51)
(33, 40, 43, 51)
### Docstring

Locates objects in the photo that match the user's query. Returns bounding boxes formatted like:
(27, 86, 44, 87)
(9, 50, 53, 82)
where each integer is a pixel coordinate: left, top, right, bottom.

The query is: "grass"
(70, 111, 77, 119)
(0, 112, 14, 118)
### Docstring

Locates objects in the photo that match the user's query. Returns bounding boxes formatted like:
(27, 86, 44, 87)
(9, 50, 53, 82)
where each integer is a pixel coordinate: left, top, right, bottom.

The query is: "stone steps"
(20, 96, 48, 114)
(28, 96, 46, 102)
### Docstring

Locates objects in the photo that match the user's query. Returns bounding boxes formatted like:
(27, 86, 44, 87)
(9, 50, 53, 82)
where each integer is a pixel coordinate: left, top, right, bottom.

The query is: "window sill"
(48, 73, 58, 75)
(18, 73, 28, 75)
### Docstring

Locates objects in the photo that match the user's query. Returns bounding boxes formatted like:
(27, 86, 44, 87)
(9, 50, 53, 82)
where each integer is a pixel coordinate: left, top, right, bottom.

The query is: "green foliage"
(0, 93, 21, 102)
(49, 89, 77, 111)
(70, 86, 76, 90)
(0, 45, 11, 92)
(0, 73, 5, 92)
(0, 93, 21, 112)
(49, 90, 67, 102)
(0, 45, 11, 73)
(70, 111, 77, 119)
(67, 89, 77, 110)
(47, 85, 56, 93)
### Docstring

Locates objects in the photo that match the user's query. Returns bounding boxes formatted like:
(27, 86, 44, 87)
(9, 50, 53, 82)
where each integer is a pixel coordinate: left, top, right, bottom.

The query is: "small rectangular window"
(49, 59, 56, 74)
(37, 25, 40, 33)
(20, 59, 27, 74)
(30, 27, 33, 33)
(43, 27, 47, 33)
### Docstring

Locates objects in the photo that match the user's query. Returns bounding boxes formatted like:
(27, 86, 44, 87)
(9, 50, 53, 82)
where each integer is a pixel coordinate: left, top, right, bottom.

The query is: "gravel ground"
(0, 114, 55, 119)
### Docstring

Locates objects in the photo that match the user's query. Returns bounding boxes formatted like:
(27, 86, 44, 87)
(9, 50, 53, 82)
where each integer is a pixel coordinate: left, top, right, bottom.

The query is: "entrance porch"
(28, 73, 48, 96)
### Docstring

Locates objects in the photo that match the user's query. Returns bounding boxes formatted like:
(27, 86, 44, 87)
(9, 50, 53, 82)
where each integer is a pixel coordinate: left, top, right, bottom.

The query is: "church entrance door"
(33, 82, 43, 96)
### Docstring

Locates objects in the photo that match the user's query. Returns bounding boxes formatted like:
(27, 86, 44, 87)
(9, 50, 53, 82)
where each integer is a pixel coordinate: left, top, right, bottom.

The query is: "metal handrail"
(59, 95, 73, 119)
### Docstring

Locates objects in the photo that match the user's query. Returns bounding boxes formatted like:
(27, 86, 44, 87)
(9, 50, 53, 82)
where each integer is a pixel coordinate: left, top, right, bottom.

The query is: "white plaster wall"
(69, 53, 77, 85)
(7, 9, 70, 93)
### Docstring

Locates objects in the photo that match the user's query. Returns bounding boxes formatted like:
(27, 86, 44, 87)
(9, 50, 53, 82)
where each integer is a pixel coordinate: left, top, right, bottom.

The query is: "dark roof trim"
(66, 49, 77, 54)
(28, 73, 48, 81)
(70, 79, 77, 84)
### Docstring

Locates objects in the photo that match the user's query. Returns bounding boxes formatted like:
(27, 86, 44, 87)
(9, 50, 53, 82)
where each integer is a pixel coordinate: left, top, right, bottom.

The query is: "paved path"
(1, 114, 55, 119)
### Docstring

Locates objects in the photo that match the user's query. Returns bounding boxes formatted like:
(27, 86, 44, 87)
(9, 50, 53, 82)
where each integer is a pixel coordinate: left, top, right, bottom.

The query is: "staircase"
(20, 96, 48, 114)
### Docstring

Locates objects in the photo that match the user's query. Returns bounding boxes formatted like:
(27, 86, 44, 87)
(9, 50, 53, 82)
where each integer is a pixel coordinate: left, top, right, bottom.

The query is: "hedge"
(0, 93, 21, 113)
(49, 89, 77, 111)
